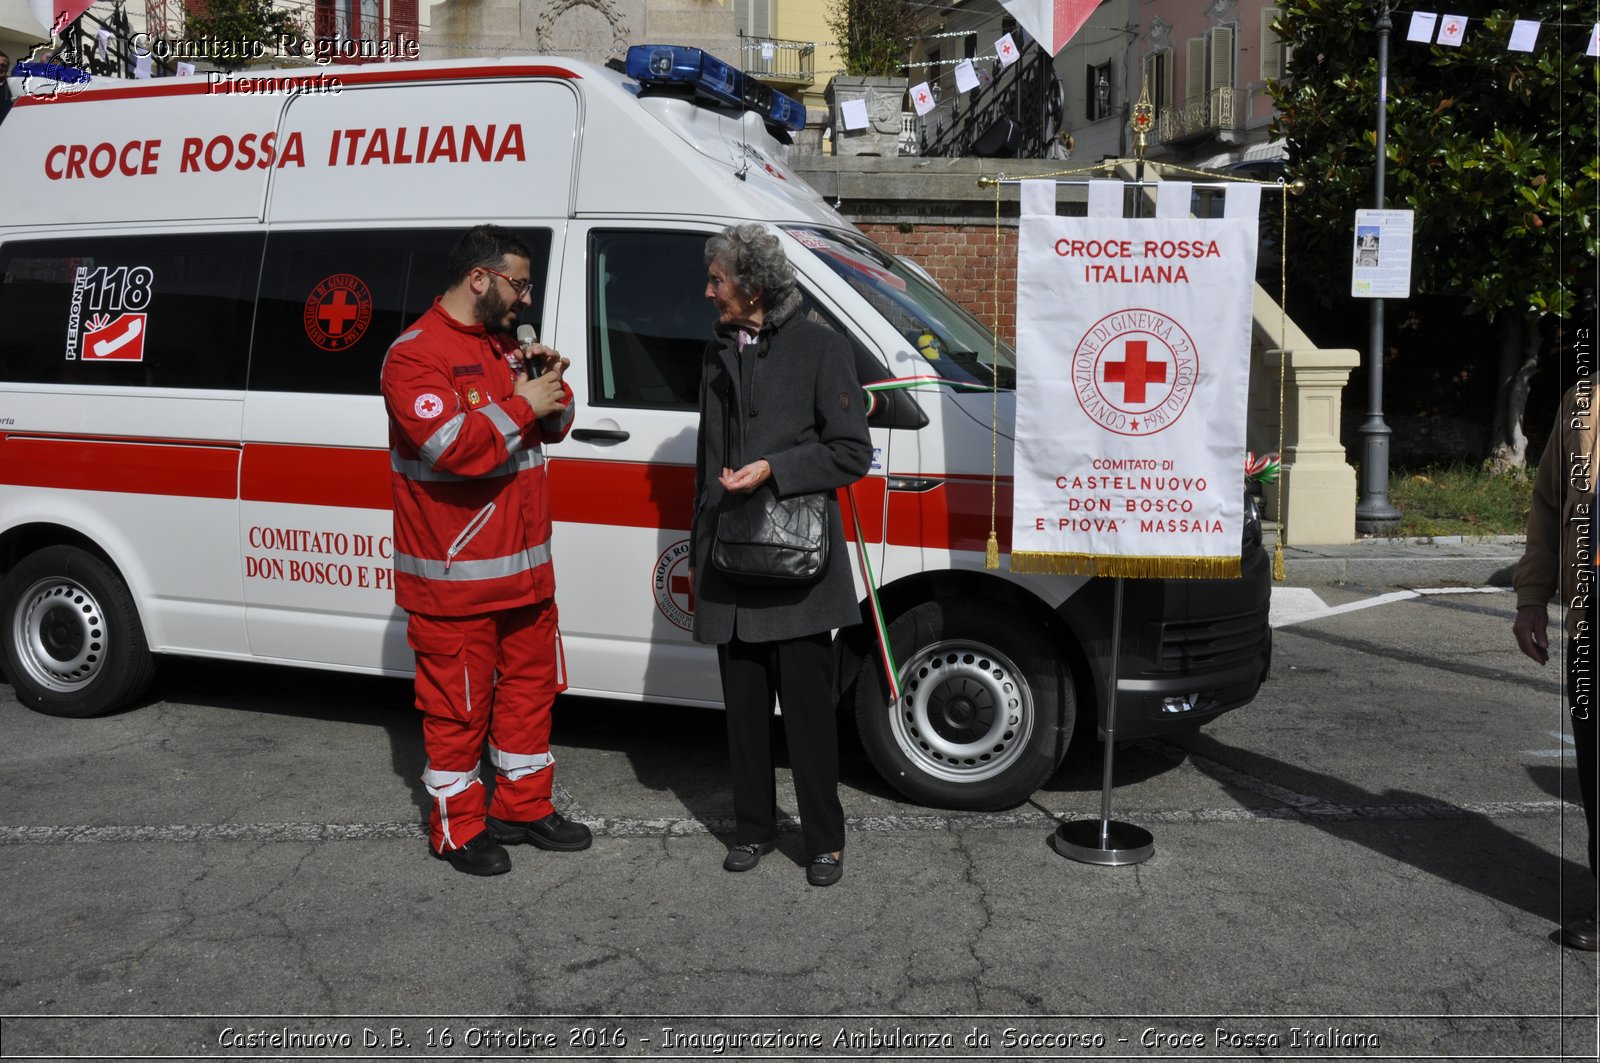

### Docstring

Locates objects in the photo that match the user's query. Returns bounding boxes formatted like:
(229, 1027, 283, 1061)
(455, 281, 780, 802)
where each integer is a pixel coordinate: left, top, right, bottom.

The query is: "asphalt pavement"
(3, 533, 1597, 1062)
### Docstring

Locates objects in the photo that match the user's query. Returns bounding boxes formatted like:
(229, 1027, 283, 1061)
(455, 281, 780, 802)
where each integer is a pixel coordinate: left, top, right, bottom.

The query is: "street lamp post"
(1356, 0, 1403, 533)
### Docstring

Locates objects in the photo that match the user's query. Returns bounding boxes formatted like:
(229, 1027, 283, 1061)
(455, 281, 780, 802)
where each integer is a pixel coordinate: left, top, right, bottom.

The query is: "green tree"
(1270, 0, 1598, 469)
(183, 0, 307, 72)
(826, 0, 915, 77)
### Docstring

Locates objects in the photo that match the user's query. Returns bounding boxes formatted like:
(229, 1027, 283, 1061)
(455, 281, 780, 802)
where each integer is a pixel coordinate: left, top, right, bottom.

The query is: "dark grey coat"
(690, 294, 873, 645)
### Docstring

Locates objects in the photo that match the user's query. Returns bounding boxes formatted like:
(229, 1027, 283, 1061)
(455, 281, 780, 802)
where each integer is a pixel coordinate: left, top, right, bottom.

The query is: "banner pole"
(1051, 575, 1153, 865)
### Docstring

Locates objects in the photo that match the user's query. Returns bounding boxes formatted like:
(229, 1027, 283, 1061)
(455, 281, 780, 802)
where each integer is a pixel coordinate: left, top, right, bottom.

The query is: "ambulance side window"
(248, 228, 552, 395)
(0, 233, 261, 389)
(588, 230, 715, 409)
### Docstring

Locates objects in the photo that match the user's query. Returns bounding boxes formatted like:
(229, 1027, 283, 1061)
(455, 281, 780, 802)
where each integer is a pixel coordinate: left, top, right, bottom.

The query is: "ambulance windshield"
(783, 226, 1016, 390)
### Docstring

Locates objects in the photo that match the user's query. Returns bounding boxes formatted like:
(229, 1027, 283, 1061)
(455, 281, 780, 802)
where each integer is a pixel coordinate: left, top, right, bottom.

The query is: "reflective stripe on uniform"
(489, 745, 554, 781)
(419, 411, 467, 467)
(480, 401, 523, 453)
(540, 403, 575, 435)
(391, 446, 544, 483)
(395, 540, 553, 582)
(379, 328, 424, 375)
(422, 763, 480, 798)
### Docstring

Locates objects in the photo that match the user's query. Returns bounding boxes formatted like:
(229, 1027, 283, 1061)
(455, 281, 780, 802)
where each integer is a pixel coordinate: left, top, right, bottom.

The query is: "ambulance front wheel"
(856, 598, 1073, 810)
(0, 546, 155, 718)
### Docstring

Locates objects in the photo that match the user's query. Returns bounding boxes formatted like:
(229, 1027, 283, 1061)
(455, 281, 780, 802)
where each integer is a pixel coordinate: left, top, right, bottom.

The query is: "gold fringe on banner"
(1009, 553, 1243, 580)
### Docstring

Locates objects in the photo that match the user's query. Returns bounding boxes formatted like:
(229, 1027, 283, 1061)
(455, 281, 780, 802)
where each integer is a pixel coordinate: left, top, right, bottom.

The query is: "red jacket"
(381, 300, 574, 616)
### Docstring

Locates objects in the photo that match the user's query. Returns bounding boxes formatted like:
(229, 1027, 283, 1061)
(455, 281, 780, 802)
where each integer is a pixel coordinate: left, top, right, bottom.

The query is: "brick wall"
(857, 222, 1020, 345)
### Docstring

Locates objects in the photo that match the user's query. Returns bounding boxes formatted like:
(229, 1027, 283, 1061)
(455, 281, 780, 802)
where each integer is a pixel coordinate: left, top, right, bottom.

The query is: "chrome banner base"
(1049, 577, 1155, 867)
(1050, 819, 1154, 866)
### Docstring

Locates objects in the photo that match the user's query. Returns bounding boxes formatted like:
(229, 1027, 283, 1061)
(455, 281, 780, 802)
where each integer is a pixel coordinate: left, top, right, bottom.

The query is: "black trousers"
(1569, 632, 1598, 877)
(718, 631, 845, 856)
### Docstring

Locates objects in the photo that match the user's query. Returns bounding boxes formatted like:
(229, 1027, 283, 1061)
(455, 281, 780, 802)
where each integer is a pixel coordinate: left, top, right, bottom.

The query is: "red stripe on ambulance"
(0, 436, 983, 550)
(0, 436, 237, 499)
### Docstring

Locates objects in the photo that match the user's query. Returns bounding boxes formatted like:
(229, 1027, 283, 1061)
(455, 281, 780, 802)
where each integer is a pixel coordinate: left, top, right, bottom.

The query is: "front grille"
(1159, 611, 1267, 672)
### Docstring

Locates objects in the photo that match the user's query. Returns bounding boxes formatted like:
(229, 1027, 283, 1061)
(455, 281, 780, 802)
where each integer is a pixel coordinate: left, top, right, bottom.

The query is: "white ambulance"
(0, 46, 1271, 810)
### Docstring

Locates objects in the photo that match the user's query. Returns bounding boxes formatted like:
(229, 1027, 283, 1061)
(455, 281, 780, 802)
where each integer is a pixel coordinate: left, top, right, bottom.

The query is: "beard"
(473, 286, 516, 333)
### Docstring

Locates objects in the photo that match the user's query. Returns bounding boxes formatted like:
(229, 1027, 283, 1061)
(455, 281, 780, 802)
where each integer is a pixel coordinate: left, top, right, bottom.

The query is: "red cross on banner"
(1103, 340, 1167, 403)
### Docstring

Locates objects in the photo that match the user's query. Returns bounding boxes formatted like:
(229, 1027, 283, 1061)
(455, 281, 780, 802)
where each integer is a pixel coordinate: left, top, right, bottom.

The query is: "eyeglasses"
(481, 267, 534, 301)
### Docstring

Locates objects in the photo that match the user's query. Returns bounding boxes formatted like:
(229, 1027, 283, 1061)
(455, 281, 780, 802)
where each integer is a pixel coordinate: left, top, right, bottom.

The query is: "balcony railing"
(1158, 86, 1239, 143)
(739, 34, 815, 88)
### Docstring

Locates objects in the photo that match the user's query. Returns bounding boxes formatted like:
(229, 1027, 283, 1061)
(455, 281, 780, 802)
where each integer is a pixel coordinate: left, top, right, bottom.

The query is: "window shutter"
(1184, 38, 1205, 101)
(1209, 26, 1235, 90)
(1260, 8, 1284, 80)
(733, 0, 771, 39)
(1144, 50, 1171, 114)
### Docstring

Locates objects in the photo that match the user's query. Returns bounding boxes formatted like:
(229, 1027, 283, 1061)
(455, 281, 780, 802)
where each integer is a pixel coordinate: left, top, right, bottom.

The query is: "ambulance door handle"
(571, 428, 630, 444)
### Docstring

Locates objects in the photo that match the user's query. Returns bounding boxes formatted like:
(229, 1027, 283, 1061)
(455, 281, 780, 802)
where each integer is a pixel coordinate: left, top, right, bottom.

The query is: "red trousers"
(407, 601, 566, 852)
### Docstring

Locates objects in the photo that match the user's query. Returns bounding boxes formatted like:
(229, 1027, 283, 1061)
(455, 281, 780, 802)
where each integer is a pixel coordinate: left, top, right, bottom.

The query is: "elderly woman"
(691, 223, 872, 887)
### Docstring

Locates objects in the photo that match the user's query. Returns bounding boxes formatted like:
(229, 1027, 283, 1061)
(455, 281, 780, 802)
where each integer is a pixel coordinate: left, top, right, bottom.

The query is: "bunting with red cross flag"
(1009, 178, 1260, 578)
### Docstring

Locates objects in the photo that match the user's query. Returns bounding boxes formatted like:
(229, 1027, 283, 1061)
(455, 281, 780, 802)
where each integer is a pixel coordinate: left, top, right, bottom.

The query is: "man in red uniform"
(381, 225, 590, 875)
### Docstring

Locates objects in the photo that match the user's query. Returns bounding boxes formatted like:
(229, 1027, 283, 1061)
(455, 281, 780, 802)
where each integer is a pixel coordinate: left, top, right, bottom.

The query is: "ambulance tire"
(0, 546, 155, 718)
(856, 598, 1072, 811)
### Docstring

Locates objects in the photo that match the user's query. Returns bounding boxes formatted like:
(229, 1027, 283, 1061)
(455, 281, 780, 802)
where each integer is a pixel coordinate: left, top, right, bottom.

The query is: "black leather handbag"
(711, 379, 829, 586)
(713, 483, 829, 585)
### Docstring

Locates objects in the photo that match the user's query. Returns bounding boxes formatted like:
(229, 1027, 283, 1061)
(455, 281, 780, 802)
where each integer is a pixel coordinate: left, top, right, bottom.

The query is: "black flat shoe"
(806, 852, 843, 887)
(1560, 907, 1599, 951)
(432, 832, 511, 876)
(485, 810, 593, 851)
(723, 840, 776, 872)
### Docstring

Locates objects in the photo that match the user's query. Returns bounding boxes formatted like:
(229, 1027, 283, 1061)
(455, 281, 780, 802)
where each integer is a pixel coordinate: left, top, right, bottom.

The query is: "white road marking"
(1270, 585, 1510, 628)
(1525, 730, 1576, 759)
(1271, 587, 1417, 628)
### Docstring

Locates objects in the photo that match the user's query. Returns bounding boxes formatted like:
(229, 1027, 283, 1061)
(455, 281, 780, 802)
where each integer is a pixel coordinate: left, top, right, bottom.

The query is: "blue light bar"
(625, 44, 806, 133)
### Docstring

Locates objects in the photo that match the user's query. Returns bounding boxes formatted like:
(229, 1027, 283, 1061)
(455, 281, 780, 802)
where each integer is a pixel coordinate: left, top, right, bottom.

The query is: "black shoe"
(723, 840, 776, 872)
(485, 810, 593, 851)
(1560, 908, 1599, 951)
(432, 832, 511, 876)
(807, 852, 843, 887)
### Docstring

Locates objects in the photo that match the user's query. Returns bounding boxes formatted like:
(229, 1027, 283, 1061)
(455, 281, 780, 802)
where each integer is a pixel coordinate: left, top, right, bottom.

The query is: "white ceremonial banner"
(1011, 179, 1259, 578)
(910, 81, 936, 116)
(1507, 19, 1540, 52)
(1437, 14, 1467, 46)
(1588, 24, 1599, 57)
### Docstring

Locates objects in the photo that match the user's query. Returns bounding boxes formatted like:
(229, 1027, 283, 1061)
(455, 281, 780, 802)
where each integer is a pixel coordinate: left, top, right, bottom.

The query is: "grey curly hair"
(704, 223, 796, 304)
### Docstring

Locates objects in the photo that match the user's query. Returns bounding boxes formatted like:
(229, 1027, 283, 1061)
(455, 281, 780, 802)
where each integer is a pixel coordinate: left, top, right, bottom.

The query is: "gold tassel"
(1010, 552, 1243, 580)
(985, 531, 1000, 570)
(1272, 541, 1286, 582)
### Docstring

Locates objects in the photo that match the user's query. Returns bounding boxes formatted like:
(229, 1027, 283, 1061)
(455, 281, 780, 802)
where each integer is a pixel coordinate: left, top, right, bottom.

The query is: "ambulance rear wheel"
(856, 598, 1072, 810)
(0, 546, 155, 718)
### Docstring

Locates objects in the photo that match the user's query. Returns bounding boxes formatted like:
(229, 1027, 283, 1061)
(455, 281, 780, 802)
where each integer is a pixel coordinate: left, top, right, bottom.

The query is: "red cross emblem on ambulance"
(303, 274, 374, 351)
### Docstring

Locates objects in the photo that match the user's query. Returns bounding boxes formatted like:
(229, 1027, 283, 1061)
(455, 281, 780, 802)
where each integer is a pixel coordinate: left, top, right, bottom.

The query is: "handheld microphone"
(514, 324, 542, 377)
